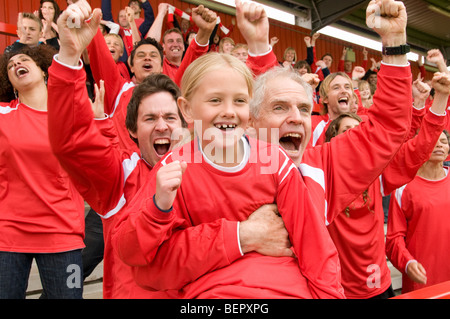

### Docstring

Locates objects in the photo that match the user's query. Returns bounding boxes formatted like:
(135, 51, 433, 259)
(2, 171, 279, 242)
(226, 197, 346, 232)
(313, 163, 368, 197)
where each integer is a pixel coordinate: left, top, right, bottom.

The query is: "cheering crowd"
(0, 0, 449, 299)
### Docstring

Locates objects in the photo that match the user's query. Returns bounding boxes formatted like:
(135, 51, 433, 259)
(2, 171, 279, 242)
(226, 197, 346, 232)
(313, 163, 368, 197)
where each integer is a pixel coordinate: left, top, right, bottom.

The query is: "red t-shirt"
(0, 100, 85, 253)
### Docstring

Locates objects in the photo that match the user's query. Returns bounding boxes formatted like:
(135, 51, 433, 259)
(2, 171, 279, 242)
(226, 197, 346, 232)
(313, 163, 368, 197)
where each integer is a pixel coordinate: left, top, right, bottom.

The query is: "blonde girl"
(115, 52, 344, 299)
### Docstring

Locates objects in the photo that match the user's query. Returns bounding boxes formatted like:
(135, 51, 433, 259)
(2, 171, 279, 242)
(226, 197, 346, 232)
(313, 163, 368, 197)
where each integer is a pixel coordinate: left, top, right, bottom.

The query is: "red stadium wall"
(0, 0, 430, 79)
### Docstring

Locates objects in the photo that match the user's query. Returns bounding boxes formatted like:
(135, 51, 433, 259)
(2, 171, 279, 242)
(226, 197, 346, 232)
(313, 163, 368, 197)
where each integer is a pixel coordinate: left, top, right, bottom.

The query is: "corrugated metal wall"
(0, 0, 428, 79)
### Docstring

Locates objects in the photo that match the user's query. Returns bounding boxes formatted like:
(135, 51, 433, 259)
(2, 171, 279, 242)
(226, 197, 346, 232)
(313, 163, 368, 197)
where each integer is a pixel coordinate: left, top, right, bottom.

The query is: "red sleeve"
(312, 46, 317, 64)
(131, 218, 242, 291)
(305, 63, 413, 224)
(173, 39, 209, 87)
(277, 151, 345, 299)
(112, 190, 187, 267)
(47, 58, 125, 215)
(119, 27, 134, 55)
(354, 88, 363, 109)
(87, 29, 127, 115)
(382, 110, 446, 195)
(117, 61, 131, 81)
(338, 59, 344, 72)
(114, 151, 242, 290)
(246, 49, 280, 77)
(361, 58, 368, 70)
(111, 154, 190, 267)
(385, 188, 415, 274)
(407, 106, 426, 140)
(94, 117, 120, 149)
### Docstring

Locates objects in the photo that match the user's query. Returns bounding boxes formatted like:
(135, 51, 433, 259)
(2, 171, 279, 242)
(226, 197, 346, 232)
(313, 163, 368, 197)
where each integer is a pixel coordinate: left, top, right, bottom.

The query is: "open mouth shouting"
(338, 96, 349, 107)
(142, 63, 153, 72)
(279, 132, 302, 154)
(154, 138, 171, 157)
(15, 66, 29, 78)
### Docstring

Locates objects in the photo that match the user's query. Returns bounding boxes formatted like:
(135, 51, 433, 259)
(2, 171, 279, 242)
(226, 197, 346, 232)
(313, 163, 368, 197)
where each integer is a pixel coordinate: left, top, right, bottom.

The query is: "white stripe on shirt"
(110, 82, 135, 117)
(101, 152, 141, 219)
(312, 119, 329, 147)
(394, 184, 407, 209)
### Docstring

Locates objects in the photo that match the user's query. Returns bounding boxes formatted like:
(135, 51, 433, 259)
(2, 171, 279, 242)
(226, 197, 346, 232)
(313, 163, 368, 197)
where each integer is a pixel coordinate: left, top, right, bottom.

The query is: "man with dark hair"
(87, 5, 217, 153)
(49, 61, 187, 297)
(49, 0, 292, 298)
(49, 3, 189, 296)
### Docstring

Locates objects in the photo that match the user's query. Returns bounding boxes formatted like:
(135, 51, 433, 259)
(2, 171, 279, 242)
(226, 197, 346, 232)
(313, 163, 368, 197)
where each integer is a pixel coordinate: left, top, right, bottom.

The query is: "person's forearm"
(247, 39, 269, 56)
(430, 92, 450, 114)
(130, 20, 141, 46)
(145, 9, 165, 41)
(195, 26, 213, 46)
(381, 33, 408, 65)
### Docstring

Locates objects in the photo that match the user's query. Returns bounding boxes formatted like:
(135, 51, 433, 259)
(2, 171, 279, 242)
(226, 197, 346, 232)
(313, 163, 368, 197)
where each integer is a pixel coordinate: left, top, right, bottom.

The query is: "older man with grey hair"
(247, 0, 413, 226)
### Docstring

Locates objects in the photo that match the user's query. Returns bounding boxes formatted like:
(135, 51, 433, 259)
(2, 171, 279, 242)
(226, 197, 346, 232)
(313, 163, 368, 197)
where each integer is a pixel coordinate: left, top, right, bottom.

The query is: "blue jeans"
(0, 250, 83, 299)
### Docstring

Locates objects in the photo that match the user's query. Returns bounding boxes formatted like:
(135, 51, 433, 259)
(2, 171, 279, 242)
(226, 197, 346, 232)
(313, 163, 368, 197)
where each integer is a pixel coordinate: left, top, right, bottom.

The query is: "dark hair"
(324, 112, 362, 143)
(294, 60, 311, 73)
(185, 31, 196, 44)
(129, 37, 164, 67)
(126, 73, 186, 145)
(128, 0, 142, 9)
(0, 45, 56, 102)
(39, 0, 61, 23)
(362, 69, 377, 82)
(321, 53, 333, 60)
(443, 130, 450, 149)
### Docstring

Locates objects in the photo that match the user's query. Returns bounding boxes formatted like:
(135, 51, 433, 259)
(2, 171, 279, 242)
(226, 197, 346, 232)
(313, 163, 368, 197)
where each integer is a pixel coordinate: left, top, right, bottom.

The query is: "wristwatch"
(382, 44, 410, 55)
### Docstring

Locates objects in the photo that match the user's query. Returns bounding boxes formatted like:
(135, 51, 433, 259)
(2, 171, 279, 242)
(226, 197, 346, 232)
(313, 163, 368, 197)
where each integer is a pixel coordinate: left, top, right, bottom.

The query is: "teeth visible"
(154, 138, 170, 144)
(283, 133, 301, 138)
(215, 124, 236, 129)
(16, 67, 28, 76)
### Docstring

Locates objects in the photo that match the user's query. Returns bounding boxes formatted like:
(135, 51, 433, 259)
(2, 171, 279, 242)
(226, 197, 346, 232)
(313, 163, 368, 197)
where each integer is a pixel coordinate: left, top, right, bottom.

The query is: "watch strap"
(382, 44, 411, 55)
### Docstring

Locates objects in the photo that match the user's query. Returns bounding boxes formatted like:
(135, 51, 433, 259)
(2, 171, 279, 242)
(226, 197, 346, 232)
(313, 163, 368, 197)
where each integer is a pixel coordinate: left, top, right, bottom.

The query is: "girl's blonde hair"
(358, 80, 370, 93)
(180, 52, 254, 102)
